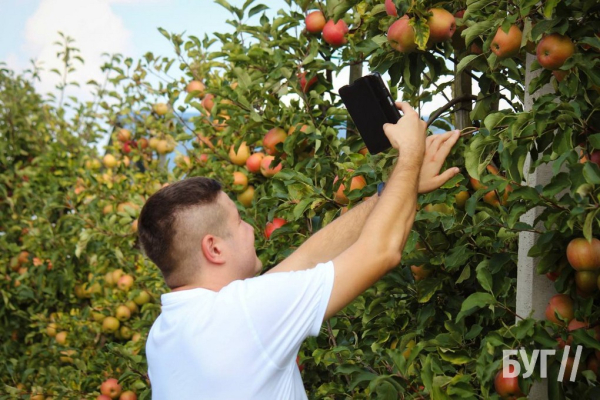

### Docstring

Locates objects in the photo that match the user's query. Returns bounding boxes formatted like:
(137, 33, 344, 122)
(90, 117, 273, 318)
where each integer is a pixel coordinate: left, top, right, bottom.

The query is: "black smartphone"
(338, 72, 401, 154)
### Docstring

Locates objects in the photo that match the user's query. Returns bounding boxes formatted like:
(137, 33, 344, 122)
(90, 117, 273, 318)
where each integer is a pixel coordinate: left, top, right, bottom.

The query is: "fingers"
(395, 101, 418, 116)
(427, 130, 460, 156)
(424, 167, 460, 190)
(437, 130, 461, 157)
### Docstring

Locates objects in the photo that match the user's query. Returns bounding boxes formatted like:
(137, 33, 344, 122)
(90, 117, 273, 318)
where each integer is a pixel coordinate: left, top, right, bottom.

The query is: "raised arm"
(325, 103, 460, 320)
(266, 126, 461, 275)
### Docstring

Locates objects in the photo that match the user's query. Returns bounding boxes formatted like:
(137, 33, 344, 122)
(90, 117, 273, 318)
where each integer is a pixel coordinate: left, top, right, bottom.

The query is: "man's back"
(146, 262, 334, 399)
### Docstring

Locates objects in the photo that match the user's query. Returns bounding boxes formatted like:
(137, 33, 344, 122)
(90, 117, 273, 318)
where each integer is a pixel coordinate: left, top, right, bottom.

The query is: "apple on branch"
(246, 152, 265, 173)
(305, 10, 326, 34)
(426, 8, 456, 44)
(260, 156, 282, 178)
(494, 365, 524, 399)
(298, 72, 318, 93)
(491, 25, 522, 59)
(536, 33, 575, 70)
(237, 186, 255, 208)
(263, 128, 287, 156)
(265, 218, 286, 239)
(545, 294, 574, 325)
(186, 80, 205, 97)
(385, 0, 398, 17)
(100, 378, 122, 400)
(322, 19, 349, 47)
(229, 142, 250, 166)
(387, 15, 417, 53)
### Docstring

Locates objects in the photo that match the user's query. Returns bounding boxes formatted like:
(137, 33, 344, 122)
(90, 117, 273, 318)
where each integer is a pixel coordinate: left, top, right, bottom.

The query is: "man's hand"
(383, 102, 427, 166)
(418, 129, 461, 194)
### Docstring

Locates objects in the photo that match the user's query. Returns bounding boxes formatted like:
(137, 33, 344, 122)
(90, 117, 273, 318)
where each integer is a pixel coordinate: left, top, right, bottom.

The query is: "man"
(138, 102, 462, 399)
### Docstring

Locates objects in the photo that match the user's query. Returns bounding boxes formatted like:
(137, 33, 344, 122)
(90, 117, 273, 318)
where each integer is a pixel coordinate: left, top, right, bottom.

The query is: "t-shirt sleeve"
(237, 261, 335, 368)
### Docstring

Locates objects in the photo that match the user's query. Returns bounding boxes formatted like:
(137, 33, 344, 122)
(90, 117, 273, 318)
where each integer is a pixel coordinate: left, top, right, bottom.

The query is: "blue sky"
(0, 0, 295, 100)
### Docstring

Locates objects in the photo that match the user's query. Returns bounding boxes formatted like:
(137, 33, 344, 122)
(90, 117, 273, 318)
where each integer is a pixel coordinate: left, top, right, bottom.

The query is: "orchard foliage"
(1, 0, 600, 399)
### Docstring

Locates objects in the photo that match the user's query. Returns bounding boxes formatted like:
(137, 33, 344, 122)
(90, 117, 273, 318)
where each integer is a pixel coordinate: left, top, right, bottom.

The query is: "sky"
(0, 0, 453, 152)
(1, 0, 300, 101)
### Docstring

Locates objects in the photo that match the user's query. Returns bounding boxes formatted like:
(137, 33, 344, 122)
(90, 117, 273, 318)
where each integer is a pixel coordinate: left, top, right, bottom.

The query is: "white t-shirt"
(146, 261, 335, 400)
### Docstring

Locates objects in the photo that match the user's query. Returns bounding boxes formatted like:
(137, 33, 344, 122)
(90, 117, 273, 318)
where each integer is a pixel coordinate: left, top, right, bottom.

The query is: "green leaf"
(456, 265, 471, 284)
(456, 54, 479, 74)
(411, 18, 430, 51)
(417, 277, 444, 303)
(438, 349, 472, 365)
(483, 112, 505, 132)
(542, 0, 560, 18)
(463, 20, 495, 46)
(583, 209, 599, 242)
(157, 27, 170, 40)
(583, 162, 600, 184)
(476, 260, 493, 293)
(248, 4, 268, 17)
(457, 292, 496, 321)
(445, 245, 474, 271)
(588, 133, 600, 149)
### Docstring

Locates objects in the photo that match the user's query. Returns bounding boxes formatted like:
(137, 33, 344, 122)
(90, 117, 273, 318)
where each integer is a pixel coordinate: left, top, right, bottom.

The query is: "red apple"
(137, 137, 148, 150)
(387, 15, 417, 53)
(552, 69, 569, 82)
(265, 218, 286, 239)
(427, 8, 456, 44)
(97, 396, 112, 400)
(322, 19, 349, 47)
(590, 150, 600, 167)
(246, 152, 265, 173)
(186, 80, 205, 97)
(494, 365, 524, 399)
(119, 391, 137, 400)
(100, 378, 122, 399)
(202, 93, 214, 112)
(545, 294, 574, 325)
(260, 156, 282, 177)
(491, 25, 522, 59)
(298, 72, 318, 93)
(385, 0, 398, 17)
(263, 128, 287, 155)
(567, 237, 600, 271)
(305, 11, 326, 34)
(296, 355, 304, 372)
(232, 171, 248, 192)
(411, 265, 431, 281)
(536, 33, 575, 70)
(546, 271, 560, 281)
(117, 128, 131, 142)
(122, 141, 132, 154)
(333, 174, 367, 205)
(117, 274, 134, 291)
(198, 153, 209, 165)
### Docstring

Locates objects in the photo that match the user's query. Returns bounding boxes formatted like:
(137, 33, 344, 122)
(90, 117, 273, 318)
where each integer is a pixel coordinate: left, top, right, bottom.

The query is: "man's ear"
(201, 234, 226, 265)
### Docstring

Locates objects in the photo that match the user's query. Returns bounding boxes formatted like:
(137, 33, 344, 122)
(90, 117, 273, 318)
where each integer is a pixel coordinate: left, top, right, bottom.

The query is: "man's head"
(138, 177, 262, 289)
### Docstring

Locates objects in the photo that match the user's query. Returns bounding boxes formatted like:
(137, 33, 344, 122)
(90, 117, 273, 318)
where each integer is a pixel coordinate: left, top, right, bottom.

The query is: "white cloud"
(22, 0, 134, 103)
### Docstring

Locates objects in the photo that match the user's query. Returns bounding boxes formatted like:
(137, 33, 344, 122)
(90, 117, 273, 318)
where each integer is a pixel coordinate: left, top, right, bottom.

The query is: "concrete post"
(516, 53, 569, 399)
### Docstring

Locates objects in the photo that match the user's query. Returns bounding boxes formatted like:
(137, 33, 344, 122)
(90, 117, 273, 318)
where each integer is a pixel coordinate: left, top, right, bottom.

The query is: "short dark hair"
(138, 177, 223, 287)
